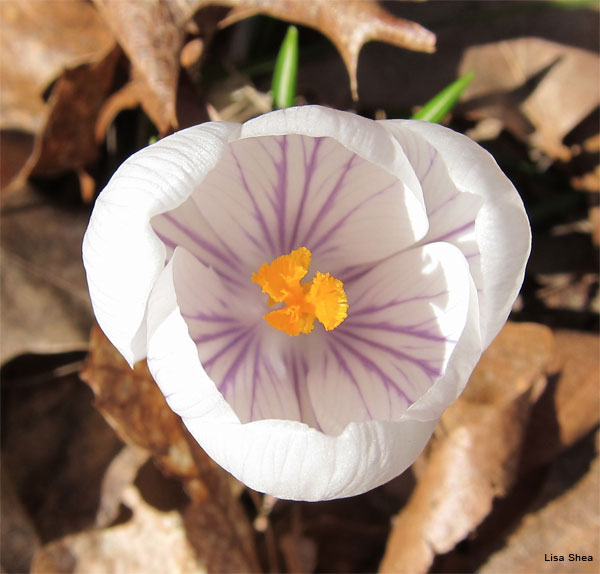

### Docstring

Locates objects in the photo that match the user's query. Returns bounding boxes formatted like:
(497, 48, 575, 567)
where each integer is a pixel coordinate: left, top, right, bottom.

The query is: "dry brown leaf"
(219, 0, 435, 99)
(522, 330, 600, 472)
(93, 0, 191, 134)
(480, 433, 600, 574)
(80, 325, 260, 573)
(0, 0, 114, 134)
(0, 184, 94, 362)
(459, 37, 599, 160)
(1, 466, 40, 574)
(31, 481, 206, 574)
(95, 445, 151, 529)
(379, 323, 555, 574)
(1, 366, 123, 543)
(25, 48, 121, 182)
(0, 0, 116, 190)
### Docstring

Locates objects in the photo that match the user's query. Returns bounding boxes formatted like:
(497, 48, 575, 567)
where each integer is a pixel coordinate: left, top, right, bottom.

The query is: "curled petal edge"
(238, 106, 429, 244)
(146, 246, 480, 501)
(380, 119, 531, 348)
(82, 122, 240, 365)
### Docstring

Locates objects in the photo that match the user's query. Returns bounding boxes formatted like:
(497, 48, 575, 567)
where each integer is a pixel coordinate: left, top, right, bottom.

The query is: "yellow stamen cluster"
(252, 247, 348, 336)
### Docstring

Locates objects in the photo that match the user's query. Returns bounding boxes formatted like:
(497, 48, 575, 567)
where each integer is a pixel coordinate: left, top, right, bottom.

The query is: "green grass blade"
(272, 26, 299, 110)
(411, 72, 474, 123)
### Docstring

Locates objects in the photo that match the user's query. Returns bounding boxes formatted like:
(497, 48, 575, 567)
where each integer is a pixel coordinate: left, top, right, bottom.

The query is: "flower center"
(251, 247, 348, 336)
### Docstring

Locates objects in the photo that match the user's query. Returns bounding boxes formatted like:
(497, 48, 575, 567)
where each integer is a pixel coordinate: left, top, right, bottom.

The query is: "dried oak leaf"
(1, 367, 123, 543)
(459, 37, 599, 161)
(93, 0, 434, 135)
(480, 431, 600, 574)
(0, 184, 94, 363)
(521, 329, 600, 472)
(26, 48, 121, 181)
(1, 466, 40, 574)
(80, 325, 260, 573)
(0, 0, 116, 191)
(218, 0, 436, 99)
(379, 322, 555, 574)
(93, 0, 192, 135)
(31, 481, 206, 574)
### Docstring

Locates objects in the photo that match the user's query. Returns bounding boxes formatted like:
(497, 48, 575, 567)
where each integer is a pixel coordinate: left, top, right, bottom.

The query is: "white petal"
(407, 271, 482, 421)
(306, 242, 472, 435)
(175, 131, 427, 276)
(82, 121, 240, 364)
(187, 416, 438, 501)
(168, 246, 321, 427)
(145, 243, 439, 501)
(238, 106, 429, 251)
(381, 120, 531, 348)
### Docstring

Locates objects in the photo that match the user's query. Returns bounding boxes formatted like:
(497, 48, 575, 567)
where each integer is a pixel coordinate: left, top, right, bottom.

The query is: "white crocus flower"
(83, 106, 530, 501)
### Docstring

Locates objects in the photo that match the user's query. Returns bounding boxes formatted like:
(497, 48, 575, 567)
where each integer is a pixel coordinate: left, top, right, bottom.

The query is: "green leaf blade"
(272, 26, 299, 110)
(411, 72, 474, 123)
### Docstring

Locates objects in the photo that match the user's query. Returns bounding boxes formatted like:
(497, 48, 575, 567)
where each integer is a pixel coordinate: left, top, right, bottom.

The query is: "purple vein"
(290, 350, 303, 422)
(349, 291, 448, 317)
(419, 147, 436, 182)
(193, 325, 245, 344)
(310, 181, 396, 252)
(428, 219, 475, 243)
(153, 228, 242, 287)
(301, 154, 357, 243)
(192, 205, 245, 266)
(337, 328, 442, 378)
(182, 310, 236, 323)
(231, 146, 276, 253)
(327, 341, 374, 419)
(249, 339, 261, 420)
(333, 336, 411, 403)
(274, 137, 288, 253)
(161, 212, 238, 268)
(203, 328, 253, 370)
(216, 331, 255, 394)
(426, 191, 460, 218)
(345, 320, 452, 343)
(289, 137, 322, 252)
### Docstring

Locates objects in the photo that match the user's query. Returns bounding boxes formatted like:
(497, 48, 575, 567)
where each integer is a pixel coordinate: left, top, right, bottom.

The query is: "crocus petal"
(84, 105, 530, 502)
(158, 130, 428, 279)
(145, 254, 438, 500)
(82, 122, 240, 364)
(239, 106, 426, 214)
(305, 242, 471, 435)
(381, 120, 531, 347)
(167, 246, 320, 427)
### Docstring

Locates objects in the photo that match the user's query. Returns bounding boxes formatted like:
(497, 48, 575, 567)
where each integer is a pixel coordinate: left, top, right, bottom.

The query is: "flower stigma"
(252, 247, 348, 336)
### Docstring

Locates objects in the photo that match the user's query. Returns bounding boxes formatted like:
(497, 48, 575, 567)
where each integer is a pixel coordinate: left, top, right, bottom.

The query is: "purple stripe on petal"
(302, 154, 357, 242)
(193, 325, 246, 344)
(426, 191, 460, 217)
(182, 310, 237, 323)
(347, 291, 449, 317)
(203, 328, 253, 371)
(345, 320, 456, 343)
(288, 138, 323, 252)
(332, 335, 412, 404)
(327, 341, 374, 419)
(249, 339, 261, 420)
(216, 331, 255, 394)
(161, 213, 240, 271)
(428, 219, 475, 243)
(231, 146, 276, 254)
(275, 137, 288, 253)
(337, 329, 443, 379)
(154, 221, 244, 288)
(420, 147, 436, 182)
(310, 181, 397, 252)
